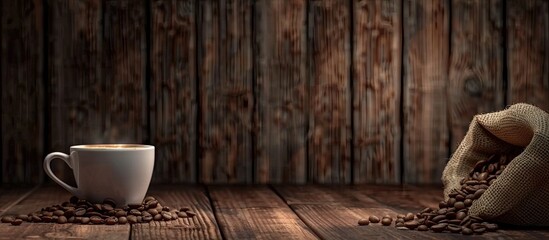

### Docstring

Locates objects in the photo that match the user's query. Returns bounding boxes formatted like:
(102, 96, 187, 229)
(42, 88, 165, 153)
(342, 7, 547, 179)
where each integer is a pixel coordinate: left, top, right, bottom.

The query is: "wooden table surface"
(0, 184, 547, 239)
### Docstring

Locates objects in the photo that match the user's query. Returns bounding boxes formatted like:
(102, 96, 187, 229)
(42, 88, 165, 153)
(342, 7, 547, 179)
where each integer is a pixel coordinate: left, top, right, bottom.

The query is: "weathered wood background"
(1, 0, 547, 185)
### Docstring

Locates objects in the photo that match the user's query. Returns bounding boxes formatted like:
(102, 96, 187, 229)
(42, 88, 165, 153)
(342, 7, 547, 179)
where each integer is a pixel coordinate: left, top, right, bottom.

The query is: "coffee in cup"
(43, 144, 155, 206)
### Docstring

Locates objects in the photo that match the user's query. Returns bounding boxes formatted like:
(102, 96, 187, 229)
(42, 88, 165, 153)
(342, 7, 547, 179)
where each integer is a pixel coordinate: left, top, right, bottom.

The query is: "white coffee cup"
(43, 144, 155, 206)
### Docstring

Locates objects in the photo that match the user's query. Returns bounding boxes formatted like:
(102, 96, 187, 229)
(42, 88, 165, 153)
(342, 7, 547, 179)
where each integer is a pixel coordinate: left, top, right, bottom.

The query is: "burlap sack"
(442, 103, 549, 226)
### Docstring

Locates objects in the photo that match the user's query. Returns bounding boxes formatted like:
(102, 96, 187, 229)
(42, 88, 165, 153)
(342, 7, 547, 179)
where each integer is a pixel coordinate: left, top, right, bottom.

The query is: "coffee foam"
(80, 144, 148, 149)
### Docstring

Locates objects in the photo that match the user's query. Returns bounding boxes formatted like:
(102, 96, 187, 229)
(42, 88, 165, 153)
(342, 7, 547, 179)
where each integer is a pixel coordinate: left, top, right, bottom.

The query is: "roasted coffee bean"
(162, 212, 172, 221)
(85, 211, 101, 217)
(106, 217, 118, 225)
(438, 201, 447, 209)
(115, 210, 127, 217)
(147, 200, 159, 208)
(130, 209, 142, 216)
(436, 209, 447, 215)
(90, 216, 103, 224)
(473, 189, 486, 199)
(432, 215, 446, 222)
(462, 227, 473, 235)
(57, 216, 68, 224)
(185, 211, 196, 217)
(448, 224, 462, 233)
(381, 217, 392, 226)
(425, 220, 436, 227)
(358, 219, 369, 226)
(31, 215, 42, 222)
(93, 204, 103, 211)
(417, 225, 429, 231)
(53, 210, 64, 216)
(68, 216, 76, 223)
(64, 209, 75, 217)
(448, 219, 462, 225)
(171, 212, 179, 220)
(176, 212, 187, 218)
(454, 202, 465, 210)
(404, 220, 419, 229)
(102, 204, 114, 212)
(404, 213, 415, 221)
(397, 214, 405, 219)
(455, 194, 465, 201)
(445, 212, 457, 220)
(463, 199, 473, 207)
(395, 222, 405, 228)
(447, 198, 456, 207)
(143, 215, 153, 222)
(431, 223, 448, 232)
(74, 208, 86, 216)
(81, 217, 90, 224)
(469, 215, 483, 223)
(456, 211, 467, 220)
(143, 196, 156, 203)
(147, 209, 159, 216)
(118, 216, 128, 224)
(154, 214, 162, 221)
(368, 215, 380, 223)
(1, 216, 15, 223)
(127, 215, 138, 224)
(11, 219, 23, 226)
(420, 208, 432, 214)
(395, 218, 405, 224)
(473, 227, 486, 234)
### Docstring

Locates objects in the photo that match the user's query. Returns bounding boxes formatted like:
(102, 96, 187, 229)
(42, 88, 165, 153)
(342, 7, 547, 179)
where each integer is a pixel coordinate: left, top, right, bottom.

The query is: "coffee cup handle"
(43, 152, 79, 196)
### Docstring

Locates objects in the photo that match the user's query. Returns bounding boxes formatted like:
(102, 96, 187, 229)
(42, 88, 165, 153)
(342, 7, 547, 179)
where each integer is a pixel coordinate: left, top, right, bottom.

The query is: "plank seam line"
(269, 185, 324, 240)
(0, 184, 41, 217)
(204, 185, 227, 240)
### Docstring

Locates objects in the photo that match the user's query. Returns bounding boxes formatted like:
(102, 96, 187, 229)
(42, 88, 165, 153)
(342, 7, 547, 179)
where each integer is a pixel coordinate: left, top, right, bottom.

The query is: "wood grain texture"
(208, 186, 318, 239)
(198, 0, 253, 183)
(0, 186, 130, 240)
(1, 0, 44, 184)
(131, 185, 221, 240)
(49, 0, 146, 184)
(448, 0, 504, 151)
(48, 0, 102, 184)
(102, 0, 147, 143)
(0, 187, 34, 215)
(353, 0, 401, 184)
(255, 0, 308, 183)
(507, 0, 549, 111)
(274, 185, 462, 240)
(308, 0, 351, 184)
(150, 0, 196, 183)
(402, 0, 450, 184)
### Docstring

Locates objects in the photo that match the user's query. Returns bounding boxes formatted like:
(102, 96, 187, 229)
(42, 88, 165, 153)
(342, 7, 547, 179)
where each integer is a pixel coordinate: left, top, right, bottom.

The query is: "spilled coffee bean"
(0, 196, 195, 226)
(357, 153, 510, 235)
(357, 219, 370, 226)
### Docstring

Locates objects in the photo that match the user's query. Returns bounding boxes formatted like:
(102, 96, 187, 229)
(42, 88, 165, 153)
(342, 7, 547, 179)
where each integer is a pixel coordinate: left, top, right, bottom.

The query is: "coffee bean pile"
(0, 196, 196, 226)
(358, 153, 510, 235)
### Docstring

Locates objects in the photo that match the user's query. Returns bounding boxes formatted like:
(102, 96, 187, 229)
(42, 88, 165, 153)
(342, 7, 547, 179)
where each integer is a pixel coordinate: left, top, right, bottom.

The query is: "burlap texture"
(442, 103, 549, 226)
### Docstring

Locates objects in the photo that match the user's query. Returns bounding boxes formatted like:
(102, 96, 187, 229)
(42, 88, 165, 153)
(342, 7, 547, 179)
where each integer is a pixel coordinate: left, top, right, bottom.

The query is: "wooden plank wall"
(1, 0, 548, 185)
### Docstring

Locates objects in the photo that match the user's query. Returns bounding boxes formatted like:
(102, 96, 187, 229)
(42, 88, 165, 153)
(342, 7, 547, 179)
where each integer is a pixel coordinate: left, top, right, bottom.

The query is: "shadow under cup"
(44, 144, 155, 206)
